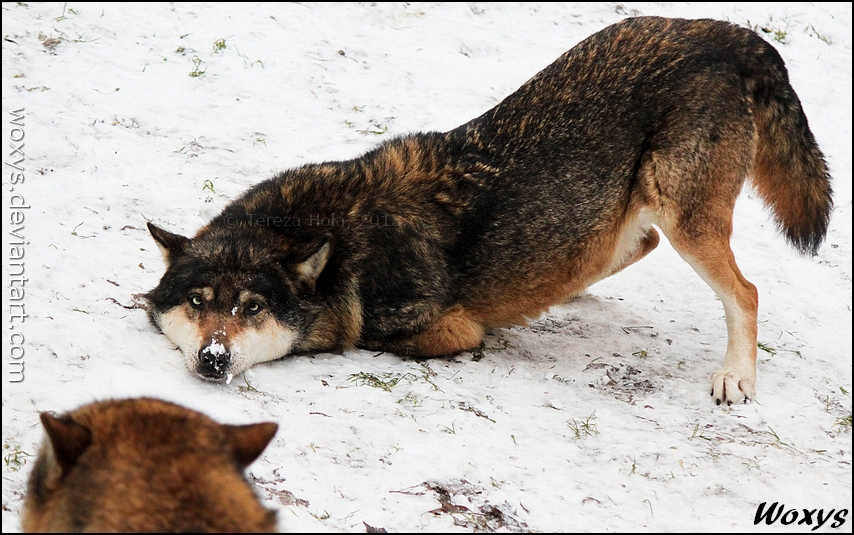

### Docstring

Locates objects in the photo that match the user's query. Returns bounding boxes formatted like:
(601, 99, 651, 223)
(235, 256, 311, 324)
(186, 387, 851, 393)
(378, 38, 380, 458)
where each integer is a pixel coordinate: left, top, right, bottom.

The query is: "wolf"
(146, 16, 832, 405)
(21, 398, 278, 533)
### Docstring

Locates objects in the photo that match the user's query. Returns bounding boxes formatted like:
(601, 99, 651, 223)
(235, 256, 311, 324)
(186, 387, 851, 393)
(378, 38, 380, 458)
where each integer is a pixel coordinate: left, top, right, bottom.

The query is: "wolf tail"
(748, 44, 833, 256)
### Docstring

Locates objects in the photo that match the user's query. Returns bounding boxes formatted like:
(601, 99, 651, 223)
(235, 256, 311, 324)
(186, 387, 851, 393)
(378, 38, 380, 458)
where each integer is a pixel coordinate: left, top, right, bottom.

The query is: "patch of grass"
(235, 49, 263, 68)
(202, 179, 215, 193)
(71, 221, 94, 238)
(689, 422, 711, 441)
(348, 371, 406, 392)
(757, 341, 777, 356)
(643, 498, 654, 517)
(355, 119, 390, 136)
(417, 362, 440, 391)
(806, 24, 831, 45)
(765, 427, 795, 449)
(68, 31, 98, 44)
(472, 337, 513, 361)
(439, 421, 457, 434)
(628, 457, 654, 480)
(632, 349, 648, 359)
(746, 17, 790, 44)
(458, 401, 495, 423)
(176, 138, 203, 155)
(486, 338, 512, 352)
(189, 56, 207, 77)
(567, 412, 599, 439)
(353, 365, 439, 393)
(470, 341, 485, 361)
(238, 376, 259, 393)
(54, 2, 79, 22)
(542, 400, 561, 410)
(769, 28, 788, 44)
(310, 510, 331, 521)
(742, 459, 761, 471)
(396, 392, 422, 407)
(3, 444, 34, 471)
(39, 21, 98, 49)
(834, 413, 852, 431)
(213, 37, 227, 52)
(38, 31, 63, 52)
(621, 325, 654, 334)
(821, 395, 832, 413)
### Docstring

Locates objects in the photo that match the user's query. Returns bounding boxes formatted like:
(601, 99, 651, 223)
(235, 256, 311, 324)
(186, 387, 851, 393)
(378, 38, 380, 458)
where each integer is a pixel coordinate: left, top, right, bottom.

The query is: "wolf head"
(145, 221, 332, 382)
(22, 398, 279, 532)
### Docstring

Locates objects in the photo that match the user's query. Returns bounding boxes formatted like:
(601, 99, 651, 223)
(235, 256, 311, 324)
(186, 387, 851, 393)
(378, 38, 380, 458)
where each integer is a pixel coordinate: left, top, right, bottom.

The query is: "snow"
(208, 341, 226, 357)
(2, 2, 851, 532)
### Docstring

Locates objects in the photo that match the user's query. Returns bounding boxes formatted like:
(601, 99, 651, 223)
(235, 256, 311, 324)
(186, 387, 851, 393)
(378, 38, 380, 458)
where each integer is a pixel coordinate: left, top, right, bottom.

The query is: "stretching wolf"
(146, 16, 832, 405)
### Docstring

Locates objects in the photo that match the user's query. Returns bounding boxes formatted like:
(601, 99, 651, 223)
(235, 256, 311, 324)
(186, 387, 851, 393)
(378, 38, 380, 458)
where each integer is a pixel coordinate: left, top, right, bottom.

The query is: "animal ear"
(147, 222, 190, 265)
(222, 422, 278, 469)
(39, 412, 92, 476)
(294, 239, 332, 294)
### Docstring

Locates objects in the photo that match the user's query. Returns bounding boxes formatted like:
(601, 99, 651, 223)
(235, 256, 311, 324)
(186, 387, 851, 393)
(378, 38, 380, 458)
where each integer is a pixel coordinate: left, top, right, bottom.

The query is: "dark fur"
(22, 398, 278, 533)
(147, 17, 832, 404)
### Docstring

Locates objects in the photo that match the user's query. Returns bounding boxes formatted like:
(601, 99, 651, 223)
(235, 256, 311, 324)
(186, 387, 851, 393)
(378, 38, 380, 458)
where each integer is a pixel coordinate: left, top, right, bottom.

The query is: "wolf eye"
(246, 301, 263, 315)
(190, 294, 203, 307)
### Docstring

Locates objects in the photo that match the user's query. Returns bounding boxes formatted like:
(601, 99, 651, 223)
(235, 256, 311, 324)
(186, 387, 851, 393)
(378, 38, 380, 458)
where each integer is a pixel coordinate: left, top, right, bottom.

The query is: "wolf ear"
(147, 222, 190, 265)
(221, 422, 278, 469)
(294, 239, 332, 295)
(40, 412, 92, 476)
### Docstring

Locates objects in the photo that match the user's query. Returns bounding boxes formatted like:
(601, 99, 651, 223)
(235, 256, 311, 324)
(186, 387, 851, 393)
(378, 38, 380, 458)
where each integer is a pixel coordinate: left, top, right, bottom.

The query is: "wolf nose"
(198, 345, 231, 377)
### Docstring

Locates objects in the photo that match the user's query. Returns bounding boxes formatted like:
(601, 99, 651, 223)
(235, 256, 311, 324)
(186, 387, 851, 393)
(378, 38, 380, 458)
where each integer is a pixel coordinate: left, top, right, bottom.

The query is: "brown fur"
(146, 17, 832, 405)
(22, 398, 278, 533)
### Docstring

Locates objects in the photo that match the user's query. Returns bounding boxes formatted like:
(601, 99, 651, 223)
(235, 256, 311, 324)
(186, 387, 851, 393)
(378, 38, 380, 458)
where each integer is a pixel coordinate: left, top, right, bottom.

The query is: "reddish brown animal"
(22, 398, 278, 533)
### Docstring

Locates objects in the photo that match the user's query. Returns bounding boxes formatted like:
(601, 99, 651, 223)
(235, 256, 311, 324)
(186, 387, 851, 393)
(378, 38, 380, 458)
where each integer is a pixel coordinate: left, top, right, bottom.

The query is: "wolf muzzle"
(198, 345, 231, 380)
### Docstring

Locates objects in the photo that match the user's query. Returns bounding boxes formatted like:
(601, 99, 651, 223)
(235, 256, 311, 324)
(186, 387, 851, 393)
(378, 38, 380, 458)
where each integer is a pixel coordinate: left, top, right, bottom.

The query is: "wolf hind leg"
(658, 201, 758, 405)
(642, 97, 759, 405)
(368, 305, 486, 357)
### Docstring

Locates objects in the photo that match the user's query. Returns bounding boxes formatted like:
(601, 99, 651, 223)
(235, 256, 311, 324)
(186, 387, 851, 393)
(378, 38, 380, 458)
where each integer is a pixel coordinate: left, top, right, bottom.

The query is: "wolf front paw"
(710, 368, 756, 406)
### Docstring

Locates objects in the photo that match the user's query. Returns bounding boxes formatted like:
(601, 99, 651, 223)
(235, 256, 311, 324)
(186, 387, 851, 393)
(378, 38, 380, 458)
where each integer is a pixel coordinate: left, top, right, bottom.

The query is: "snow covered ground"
(2, 2, 851, 532)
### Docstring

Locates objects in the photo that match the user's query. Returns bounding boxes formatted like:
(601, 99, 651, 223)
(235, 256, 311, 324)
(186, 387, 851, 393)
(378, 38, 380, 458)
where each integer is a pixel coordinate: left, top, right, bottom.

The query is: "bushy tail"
(750, 53, 833, 256)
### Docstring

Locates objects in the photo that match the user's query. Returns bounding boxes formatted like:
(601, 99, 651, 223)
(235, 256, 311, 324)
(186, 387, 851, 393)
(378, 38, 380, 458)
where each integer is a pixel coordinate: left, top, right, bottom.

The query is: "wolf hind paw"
(710, 368, 755, 406)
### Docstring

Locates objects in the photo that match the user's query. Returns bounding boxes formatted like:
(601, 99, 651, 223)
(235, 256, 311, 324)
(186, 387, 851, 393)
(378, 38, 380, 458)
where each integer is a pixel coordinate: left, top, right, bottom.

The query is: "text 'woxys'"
(754, 502, 848, 531)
